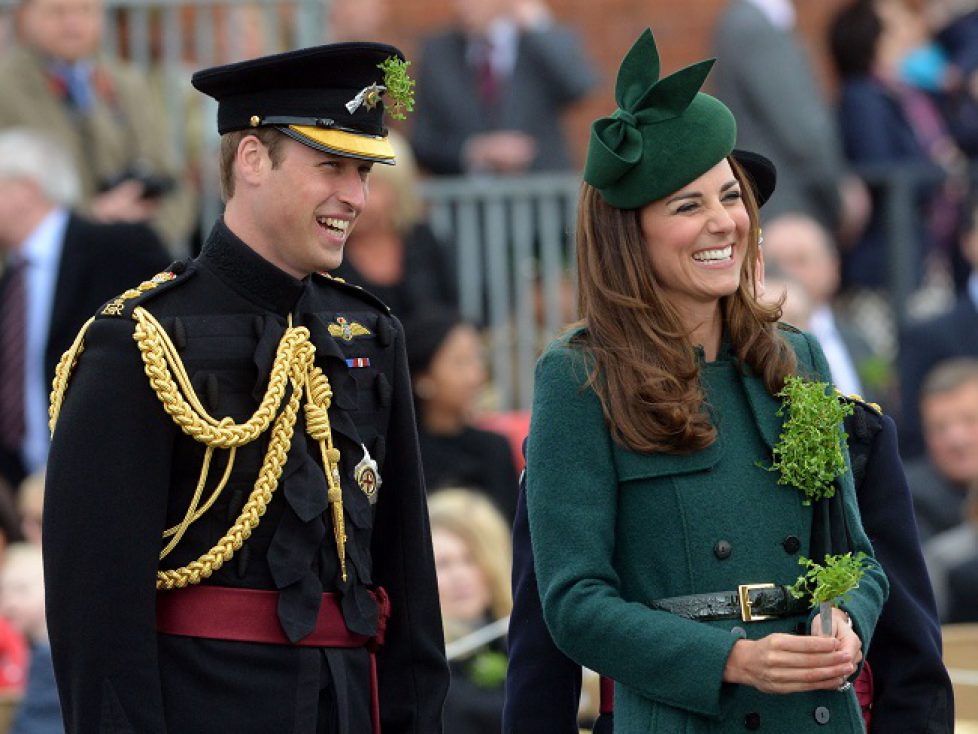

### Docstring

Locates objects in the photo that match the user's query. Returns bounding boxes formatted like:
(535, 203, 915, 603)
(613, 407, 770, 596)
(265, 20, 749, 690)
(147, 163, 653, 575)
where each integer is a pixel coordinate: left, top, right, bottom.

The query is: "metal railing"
(422, 174, 581, 411)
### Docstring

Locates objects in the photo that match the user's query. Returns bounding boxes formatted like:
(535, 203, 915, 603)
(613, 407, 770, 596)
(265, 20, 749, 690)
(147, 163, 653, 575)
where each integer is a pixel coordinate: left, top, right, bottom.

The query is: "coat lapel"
(737, 364, 784, 450)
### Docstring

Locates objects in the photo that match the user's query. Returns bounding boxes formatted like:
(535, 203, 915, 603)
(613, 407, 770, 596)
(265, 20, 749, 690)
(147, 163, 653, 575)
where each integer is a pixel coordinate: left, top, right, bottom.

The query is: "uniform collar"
(198, 219, 306, 315)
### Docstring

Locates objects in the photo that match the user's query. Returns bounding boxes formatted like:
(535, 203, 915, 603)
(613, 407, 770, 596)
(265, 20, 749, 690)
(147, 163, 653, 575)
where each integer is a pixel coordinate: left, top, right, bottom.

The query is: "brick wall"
(379, 0, 855, 169)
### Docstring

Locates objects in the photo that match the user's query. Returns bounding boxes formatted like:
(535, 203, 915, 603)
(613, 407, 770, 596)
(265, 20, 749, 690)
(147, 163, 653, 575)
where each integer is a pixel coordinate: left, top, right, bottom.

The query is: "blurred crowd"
(1, 0, 978, 731)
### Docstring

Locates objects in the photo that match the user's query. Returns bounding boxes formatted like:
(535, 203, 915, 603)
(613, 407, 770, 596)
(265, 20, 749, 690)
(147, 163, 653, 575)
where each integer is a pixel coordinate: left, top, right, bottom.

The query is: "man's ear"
(235, 134, 269, 188)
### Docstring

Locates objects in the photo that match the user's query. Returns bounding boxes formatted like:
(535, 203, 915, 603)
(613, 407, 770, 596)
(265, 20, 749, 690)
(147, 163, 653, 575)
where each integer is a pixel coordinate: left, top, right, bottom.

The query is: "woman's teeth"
(692, 245, 732, 262)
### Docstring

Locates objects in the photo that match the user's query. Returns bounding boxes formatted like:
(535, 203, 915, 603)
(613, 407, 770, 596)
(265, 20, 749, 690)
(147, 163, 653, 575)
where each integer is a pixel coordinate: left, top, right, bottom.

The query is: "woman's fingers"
(744, 633, 858, 693)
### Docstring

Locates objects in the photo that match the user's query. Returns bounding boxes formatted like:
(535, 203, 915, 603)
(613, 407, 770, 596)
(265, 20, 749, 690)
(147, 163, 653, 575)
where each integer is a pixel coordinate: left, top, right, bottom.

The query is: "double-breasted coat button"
(813, 706, 831, 724)
(730, 626, 747, 639)
(713, 540, 732, 560)
(782, 535, 801, 554)
(744, 712, 761, 730)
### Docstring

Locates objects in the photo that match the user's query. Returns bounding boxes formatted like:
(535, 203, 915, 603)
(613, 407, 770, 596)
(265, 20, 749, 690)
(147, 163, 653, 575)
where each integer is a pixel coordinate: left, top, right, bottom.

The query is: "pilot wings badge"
(328, 316, 372, 342)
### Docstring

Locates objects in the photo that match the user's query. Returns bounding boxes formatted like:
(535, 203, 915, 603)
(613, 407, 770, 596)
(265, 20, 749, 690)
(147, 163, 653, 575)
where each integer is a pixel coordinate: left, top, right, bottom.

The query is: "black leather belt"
(649, 583, 809, 622)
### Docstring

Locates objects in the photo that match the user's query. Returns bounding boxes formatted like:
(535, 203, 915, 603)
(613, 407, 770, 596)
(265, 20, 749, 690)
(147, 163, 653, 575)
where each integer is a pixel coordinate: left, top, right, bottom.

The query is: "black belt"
(649, 583, 809, 623)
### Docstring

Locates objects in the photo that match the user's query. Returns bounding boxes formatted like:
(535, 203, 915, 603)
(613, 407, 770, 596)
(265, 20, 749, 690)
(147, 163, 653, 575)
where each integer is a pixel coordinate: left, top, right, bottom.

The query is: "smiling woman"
(510, 26, 890, 734)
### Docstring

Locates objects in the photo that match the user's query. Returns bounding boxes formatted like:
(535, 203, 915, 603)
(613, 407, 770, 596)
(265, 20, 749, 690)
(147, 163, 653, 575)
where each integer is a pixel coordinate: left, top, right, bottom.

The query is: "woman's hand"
(722, 632, 856, 694)
(811, 606, 864, 675)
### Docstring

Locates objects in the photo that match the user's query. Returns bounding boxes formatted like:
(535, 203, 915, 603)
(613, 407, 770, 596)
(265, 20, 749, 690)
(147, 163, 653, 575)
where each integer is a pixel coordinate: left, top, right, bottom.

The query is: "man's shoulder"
(904, 458, 956, 498)
(311, 272, 392, 315)
(67, 213, 167, 254)
(93, 260, 195, 321)
(0, 46, 38, 77)
(420, 28, 465, 54)
(715, 0, 773, 39)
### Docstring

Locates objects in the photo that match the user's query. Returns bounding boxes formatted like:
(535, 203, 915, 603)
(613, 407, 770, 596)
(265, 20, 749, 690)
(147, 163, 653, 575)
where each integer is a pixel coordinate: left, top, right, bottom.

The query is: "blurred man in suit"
(411, 0, 597, 175)
(906, 358, 978, 542)
(712, 0, 867, 239)
(0, 0, 195, 251)
(900, 196, 978, 457)
(762, 213, 878, 398)
(0, 128, 169, 491)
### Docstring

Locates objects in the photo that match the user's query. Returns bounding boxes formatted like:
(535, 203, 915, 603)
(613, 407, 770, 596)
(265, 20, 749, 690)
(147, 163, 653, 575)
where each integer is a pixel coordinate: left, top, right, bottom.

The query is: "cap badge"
(355, 446, 382, 504)
(345, 83, 387, 115)
(328, 315, 372, 342)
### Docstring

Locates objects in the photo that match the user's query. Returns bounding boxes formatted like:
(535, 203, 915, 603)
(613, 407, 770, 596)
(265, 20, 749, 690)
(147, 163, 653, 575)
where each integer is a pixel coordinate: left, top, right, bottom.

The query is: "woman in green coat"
(525, 28, 888, 733)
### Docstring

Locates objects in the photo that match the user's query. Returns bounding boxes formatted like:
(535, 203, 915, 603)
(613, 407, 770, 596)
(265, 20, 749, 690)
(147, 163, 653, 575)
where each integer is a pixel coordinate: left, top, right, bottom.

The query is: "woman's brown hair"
(574, 157, 796, 454)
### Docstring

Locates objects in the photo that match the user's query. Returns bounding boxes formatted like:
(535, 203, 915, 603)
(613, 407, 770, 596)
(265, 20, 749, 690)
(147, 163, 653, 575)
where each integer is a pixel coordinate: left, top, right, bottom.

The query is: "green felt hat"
(584, 28, 737, 210)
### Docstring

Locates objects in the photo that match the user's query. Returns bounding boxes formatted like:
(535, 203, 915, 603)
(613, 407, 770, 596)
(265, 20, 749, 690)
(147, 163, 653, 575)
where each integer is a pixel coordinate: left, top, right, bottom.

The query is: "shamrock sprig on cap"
(378, 56, 415, 121)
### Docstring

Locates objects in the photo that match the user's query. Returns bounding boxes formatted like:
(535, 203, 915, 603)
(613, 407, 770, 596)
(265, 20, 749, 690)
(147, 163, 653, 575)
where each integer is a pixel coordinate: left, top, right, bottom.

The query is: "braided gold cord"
(305, 367, 348, 582)
(161, 443, 237, 541)
(48, 316, 96, 435)
(48, 303, 349, 591)
(133, 306, 299, 447)
(156, 337, 316, 590)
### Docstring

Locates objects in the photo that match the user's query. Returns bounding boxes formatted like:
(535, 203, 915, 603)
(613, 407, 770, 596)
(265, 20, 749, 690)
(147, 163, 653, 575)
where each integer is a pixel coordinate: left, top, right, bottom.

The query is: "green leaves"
(378, 56, 415, 121)
(788, 552, 869, 607)
(767, 376, 853, 505)
(468, 648, 508, 688)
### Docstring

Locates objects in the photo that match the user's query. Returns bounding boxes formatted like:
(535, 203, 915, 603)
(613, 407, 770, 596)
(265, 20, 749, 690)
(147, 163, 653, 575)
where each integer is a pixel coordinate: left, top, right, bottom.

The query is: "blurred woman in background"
(405, 309, 519, 521)
(332, 131, 457, 321)
(429, 488, 512, 734)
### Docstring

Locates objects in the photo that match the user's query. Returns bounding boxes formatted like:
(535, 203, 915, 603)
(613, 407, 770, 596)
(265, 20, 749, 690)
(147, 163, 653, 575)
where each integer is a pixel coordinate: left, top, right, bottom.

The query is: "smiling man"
(42, 44, 448, 734)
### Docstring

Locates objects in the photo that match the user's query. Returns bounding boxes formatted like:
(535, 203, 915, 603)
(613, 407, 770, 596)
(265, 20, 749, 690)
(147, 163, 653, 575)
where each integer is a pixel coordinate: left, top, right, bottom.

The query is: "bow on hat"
(585, 29, 716, 189)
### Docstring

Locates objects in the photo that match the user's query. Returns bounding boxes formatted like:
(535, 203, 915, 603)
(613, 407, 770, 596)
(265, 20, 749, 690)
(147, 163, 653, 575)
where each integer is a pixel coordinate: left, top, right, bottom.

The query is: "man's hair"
(921, 357, 978, 400)
(219, 127, 287, 202)
(0, 128, 80, 206)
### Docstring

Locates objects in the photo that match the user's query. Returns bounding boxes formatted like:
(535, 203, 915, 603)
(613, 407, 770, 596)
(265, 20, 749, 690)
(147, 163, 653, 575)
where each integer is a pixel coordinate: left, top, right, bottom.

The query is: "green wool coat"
(526, 326, 888, 733)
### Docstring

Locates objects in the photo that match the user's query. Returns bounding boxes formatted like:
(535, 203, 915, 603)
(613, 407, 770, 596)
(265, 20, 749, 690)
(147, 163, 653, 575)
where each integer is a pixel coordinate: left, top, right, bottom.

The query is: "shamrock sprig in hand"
(767, 376, 854, 505)
(788, 552, 870, 636)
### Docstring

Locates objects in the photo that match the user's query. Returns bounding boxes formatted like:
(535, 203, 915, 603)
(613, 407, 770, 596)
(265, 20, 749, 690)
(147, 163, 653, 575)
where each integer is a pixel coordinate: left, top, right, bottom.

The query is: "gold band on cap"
(288, 125, 395, 163)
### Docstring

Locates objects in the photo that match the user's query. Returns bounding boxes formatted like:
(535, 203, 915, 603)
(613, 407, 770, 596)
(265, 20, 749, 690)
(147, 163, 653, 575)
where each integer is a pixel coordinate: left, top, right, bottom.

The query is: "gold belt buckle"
(738, 583, 776, 622)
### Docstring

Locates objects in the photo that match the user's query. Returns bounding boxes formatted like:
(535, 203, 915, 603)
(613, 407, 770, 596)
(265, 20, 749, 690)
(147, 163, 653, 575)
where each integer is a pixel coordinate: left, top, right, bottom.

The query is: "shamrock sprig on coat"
(766, 375, 854, 505)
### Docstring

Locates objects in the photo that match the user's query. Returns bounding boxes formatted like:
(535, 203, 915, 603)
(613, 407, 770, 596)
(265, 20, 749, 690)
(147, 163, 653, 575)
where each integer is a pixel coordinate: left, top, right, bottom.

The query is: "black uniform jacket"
(503, 405, 953, 734)
(43, 221, 449, 734)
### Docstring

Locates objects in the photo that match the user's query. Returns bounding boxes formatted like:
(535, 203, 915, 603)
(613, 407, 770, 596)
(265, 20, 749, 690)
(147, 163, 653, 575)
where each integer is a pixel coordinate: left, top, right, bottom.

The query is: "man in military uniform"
(42, 43, 449, 733)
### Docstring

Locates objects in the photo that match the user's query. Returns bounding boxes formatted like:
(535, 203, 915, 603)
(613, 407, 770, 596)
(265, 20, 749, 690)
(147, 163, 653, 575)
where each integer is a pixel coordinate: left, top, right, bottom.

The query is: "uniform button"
(744, 712, 761, 730)
(730, 626, 747, 639)
(782, 535, 801, 554)
(713, 540, 732, 560)
(813, 706, 830, 725)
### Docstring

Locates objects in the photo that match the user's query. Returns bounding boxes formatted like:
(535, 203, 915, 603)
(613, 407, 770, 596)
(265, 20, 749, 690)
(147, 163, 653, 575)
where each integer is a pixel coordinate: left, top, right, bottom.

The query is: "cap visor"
(285, 124, 396, 164)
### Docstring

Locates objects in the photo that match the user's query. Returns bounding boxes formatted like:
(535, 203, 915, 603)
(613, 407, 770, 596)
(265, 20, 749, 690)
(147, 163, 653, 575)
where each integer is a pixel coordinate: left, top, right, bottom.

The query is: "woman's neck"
(422, 404, 468, 435)
(680, 302, 723, 362)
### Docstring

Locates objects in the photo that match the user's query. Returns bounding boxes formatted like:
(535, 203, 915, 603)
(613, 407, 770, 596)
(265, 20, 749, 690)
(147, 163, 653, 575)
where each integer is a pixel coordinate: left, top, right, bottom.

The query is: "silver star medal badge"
(345, 83, 386, 115)
(354, 445, 382, 504)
